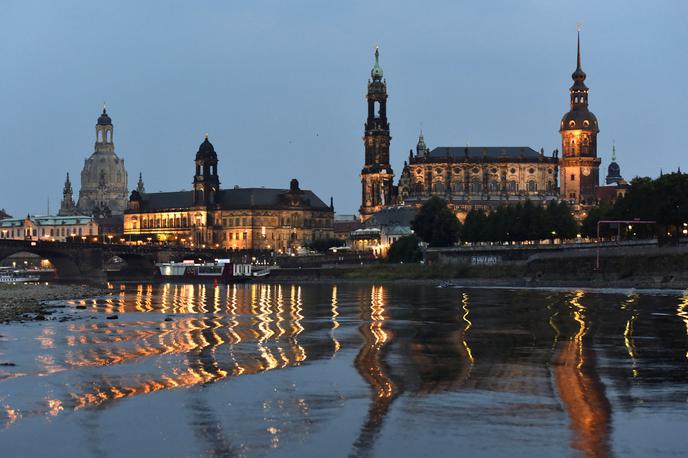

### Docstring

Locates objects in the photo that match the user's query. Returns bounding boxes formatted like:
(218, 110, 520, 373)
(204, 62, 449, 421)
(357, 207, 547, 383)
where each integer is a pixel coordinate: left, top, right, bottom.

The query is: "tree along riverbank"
(0, 284, 107, 323)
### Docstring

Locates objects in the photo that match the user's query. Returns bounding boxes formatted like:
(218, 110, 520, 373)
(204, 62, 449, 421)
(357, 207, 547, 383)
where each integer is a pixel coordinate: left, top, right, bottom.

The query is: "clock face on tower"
(582, 167, 591, 177)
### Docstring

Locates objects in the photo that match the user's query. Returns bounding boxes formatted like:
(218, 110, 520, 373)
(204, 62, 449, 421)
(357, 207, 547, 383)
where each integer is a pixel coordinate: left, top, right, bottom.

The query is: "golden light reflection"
(553, 289, 611, 457)
(621, 293, 639, 376)
(352, 285, 396, 453)
(331, 285, 341, 354)
(461, 292, 474, 365)
(678, 292, 688, 361)
(570, 290, 587, 369)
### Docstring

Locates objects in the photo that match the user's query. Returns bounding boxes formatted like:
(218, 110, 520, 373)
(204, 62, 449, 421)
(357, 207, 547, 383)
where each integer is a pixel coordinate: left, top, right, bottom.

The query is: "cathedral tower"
(58, 173, 78, 216)
(193, 134, 220, 206)
(559, 31, 601, 205)
(77, 106, 129, 216)
(360, 47, 394, 221)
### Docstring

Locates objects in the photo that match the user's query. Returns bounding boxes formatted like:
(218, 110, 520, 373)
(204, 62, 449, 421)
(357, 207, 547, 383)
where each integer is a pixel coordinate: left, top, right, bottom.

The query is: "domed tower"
(360, 47, 394, 222)
(76, 105, 129, 215)
(559, 31, 601, 205)
(193, 134, 220, 206)
(606, 143, 623, 185)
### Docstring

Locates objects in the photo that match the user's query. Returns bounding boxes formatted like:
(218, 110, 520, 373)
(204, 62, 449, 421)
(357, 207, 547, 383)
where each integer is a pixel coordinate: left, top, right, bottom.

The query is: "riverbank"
(0, 283, 107, 323)
(264, 262, 688, 290)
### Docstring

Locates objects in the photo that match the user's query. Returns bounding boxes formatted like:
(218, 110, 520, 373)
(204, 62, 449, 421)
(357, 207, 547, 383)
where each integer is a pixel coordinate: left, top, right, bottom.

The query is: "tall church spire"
(58, 172, 78, 216)
(136, 172, 146, 194)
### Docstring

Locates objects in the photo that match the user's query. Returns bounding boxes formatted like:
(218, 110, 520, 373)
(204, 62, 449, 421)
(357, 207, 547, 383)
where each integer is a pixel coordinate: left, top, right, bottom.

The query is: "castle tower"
(360, 47, 394, 222)
(58, 173, 78, 216)
(559, 31, 601, 205)
(77, 105, 129, 215)
(193, 134, 220, 206)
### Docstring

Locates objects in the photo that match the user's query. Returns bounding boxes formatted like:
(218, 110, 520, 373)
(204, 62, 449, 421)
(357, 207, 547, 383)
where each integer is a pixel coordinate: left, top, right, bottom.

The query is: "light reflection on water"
(0, 283, 687, 456)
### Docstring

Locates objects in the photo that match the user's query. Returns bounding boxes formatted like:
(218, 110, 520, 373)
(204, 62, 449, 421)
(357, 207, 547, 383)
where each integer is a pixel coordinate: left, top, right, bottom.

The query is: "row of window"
(139, 215, 331, 230)
(411, 180, 554, 194)
(0, 226, 94, 238)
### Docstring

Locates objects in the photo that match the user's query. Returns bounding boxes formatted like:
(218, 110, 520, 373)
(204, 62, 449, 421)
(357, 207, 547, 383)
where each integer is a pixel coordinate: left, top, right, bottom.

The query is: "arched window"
(527, 180, 537, 192)
(433, 181, 445, 193)
(570, 174, 575, 182)
(507, 180, 517, 193)
(414, 182, 424, 194)
(488, 181, 499, 192)
(452, 181, 463, 193)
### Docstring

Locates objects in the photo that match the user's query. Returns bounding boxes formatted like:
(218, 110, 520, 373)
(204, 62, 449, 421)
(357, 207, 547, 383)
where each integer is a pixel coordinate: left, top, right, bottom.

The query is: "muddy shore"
(0, 283, 107, 323)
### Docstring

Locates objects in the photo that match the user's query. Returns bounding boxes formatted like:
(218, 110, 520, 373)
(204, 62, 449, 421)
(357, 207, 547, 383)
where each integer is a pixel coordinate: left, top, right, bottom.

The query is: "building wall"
(398, 159, 559, 220)
(124, 208, 334, 253)
(0, 217, 99, 242)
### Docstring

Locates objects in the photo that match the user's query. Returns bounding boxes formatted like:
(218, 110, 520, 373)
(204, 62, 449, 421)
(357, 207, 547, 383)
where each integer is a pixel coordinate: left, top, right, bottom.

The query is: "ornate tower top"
(416, 129, 429, 156)
(560, 30, 599, 134)
(63, 172, 73, 195)
(136, 172, 146, 194)
(371, 46, 383, 80)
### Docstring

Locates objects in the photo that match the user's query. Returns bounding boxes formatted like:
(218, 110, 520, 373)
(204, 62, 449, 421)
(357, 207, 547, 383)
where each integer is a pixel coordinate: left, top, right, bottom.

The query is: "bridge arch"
(0, 241, 105, 283)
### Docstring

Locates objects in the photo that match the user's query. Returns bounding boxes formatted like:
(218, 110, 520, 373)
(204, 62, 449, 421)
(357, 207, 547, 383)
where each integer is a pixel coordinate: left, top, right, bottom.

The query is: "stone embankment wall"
(526, 245, 688, 288)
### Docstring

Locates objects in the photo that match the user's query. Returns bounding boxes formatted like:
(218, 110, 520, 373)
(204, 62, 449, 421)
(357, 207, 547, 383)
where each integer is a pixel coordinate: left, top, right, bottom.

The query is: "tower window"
(570, 174, 575, 182)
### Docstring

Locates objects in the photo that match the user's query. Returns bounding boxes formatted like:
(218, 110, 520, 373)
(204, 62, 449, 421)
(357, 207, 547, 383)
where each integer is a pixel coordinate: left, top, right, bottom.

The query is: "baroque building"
(360, 49, 559, 222)
(360, 47, 394, 221)
(359, 33, 611, 223)
(124, 136, 334, 253)
(75, 107, 129, 216)
(559, 32, 601, 205)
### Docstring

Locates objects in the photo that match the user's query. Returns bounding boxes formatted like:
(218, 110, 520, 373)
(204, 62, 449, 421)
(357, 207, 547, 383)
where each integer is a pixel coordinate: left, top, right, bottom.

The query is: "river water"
(1, 283, 687, 457)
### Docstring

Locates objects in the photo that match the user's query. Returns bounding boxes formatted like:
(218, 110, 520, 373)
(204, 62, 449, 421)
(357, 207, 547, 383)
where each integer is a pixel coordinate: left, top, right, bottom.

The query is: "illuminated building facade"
(359, 49, 559, 223)
(360, 33, 613, 223)
(0, 215, 98, 241)
(124, 136, 334, 252)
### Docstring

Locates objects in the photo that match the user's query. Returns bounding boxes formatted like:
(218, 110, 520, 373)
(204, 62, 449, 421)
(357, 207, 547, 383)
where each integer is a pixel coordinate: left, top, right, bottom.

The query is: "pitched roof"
(137, 188, 331, 212)
(364, 206, 418, 228)
(428, 146, 542, 160)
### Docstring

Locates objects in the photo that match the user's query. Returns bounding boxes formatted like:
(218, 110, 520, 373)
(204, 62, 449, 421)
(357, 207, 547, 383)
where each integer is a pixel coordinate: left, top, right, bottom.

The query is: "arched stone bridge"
(0, 240, 265, 283)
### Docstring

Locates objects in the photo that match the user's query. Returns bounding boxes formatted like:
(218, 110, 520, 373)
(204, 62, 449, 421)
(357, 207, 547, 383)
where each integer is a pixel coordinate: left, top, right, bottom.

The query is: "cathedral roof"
(131, 187, 331, 212)
(418, 146, 553, 163)
(196, 135, 218, 161)
(97, 108, 112, 125)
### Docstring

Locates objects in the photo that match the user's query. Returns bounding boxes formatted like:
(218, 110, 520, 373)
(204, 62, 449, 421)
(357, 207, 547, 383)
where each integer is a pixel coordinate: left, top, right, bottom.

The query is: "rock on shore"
(0, 284, 107, 323)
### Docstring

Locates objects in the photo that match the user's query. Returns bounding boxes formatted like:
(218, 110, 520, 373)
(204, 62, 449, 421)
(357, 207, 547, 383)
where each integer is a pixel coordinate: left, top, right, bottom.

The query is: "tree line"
(581, 172, 688, 238)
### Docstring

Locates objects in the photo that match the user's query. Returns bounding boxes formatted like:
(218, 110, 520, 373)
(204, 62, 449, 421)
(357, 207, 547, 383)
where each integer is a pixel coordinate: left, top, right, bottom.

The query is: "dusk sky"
(1, 0, 686, 217)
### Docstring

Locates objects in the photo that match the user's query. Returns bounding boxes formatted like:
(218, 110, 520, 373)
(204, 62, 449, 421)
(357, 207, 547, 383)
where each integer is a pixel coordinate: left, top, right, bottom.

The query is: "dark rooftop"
(135, 187, 331, 212)
(428, 146, 542, 160)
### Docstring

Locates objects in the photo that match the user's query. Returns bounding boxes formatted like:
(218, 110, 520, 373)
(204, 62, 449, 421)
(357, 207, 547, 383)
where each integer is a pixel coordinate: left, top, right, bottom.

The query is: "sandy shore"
(0, 283, 107, 323)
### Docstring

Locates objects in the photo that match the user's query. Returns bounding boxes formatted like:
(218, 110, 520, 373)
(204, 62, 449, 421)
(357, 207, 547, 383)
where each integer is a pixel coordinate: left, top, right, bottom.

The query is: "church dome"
(560, 109, 599, 132)
(607, 161, 620, 177)
(97, 108, 112, 125)
(196, 135, 218, 161)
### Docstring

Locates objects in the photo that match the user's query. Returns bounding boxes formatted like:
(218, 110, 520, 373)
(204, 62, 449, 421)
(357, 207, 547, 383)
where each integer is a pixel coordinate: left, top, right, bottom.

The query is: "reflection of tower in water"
(552, 290, 612, 457)
(352, 285, 397, 455)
